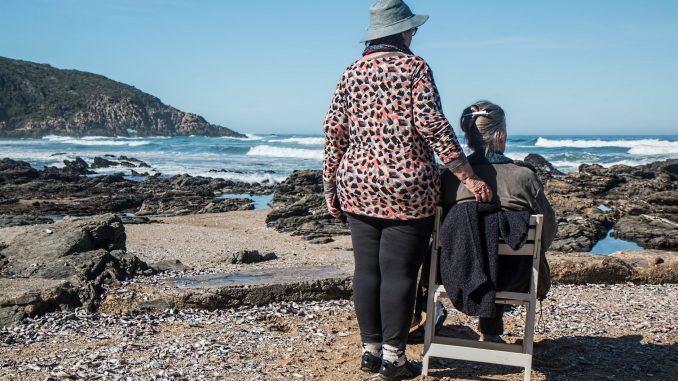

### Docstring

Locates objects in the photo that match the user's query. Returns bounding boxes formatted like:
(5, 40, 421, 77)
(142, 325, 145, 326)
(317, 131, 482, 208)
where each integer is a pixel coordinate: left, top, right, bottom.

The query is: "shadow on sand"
(425, 329, 676, 381)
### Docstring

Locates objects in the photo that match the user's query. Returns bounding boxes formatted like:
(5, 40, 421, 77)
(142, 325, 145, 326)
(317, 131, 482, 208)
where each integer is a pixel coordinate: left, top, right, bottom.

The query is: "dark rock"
(0, 160, 269, 217)
(63, 157, 93, 175)
(550, 211, 614, 252)
(0, 158, 40, 183)
(266, 170, 349, 243)
(230, 250, 278, 264)
(309, 237, 335, 244)
(612, 215, 677, 250)
(0, 278, 80, 327)
(519, 153, 564, 184)
(148, 259, 191, 273)
(0, 214, 54, 228)
(117, 214, 156, 225)
(91, 156, 117, 169)
(117, 156, 151, 168)
(130, 169, 150, 177)
(544, 158, 676, 251)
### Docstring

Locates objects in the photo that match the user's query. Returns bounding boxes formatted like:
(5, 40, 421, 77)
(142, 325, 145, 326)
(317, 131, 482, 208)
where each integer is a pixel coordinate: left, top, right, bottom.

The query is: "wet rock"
(62, 157, 94, 175)
(612, 215, 677, 250)
(130, 169, 150, 177)
(91, 156, 118, 169)
(0, 158, 40, 183)
(117, 156, 151, 168)
(230, 250, 278, 264)
(550, 212, 613, 252)
(198, 199, 254, 214)
(0, 161, 271, 217)
(0, 214, 54, 228)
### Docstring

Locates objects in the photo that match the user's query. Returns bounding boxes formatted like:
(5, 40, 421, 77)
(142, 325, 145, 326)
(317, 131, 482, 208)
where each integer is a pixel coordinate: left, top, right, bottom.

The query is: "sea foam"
(246, 145, 323, 160)
(42, 135, 150, 147)
(535, 137, 678, 150)
(268, 137, 325, 145)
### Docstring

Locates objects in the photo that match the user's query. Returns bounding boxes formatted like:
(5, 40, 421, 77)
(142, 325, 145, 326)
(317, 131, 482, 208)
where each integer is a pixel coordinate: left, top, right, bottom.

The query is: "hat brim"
(360, 14, 429, 43)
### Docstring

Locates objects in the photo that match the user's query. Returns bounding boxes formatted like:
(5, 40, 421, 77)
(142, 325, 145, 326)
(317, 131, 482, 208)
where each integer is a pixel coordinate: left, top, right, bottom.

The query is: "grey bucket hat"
(360, 0, 429, 42)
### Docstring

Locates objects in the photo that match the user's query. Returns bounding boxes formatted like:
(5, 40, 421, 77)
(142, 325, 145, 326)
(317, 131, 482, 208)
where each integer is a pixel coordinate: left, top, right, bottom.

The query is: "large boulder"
(0, 158, 40, 184)
(266, 170, 349, 243)
(0, 214, 150, 327)
(518, 153, 564, 185)
(1, 214, 126, 276)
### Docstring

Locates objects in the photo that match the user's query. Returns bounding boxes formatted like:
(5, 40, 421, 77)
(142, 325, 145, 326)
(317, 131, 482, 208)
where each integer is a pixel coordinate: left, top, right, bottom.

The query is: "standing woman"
(323, 1, 492, 379)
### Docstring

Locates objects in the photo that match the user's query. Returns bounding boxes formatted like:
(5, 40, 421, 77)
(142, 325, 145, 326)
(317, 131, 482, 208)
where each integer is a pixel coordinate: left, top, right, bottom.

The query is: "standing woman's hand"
(452, 162, 494, 203)
(326, 194, 343, 221)
(462, 176, 493, 203)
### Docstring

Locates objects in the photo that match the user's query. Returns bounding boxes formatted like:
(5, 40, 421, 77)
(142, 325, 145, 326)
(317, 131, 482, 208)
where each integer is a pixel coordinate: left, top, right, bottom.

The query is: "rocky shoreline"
(0, 155, 676, 379)
(0, 156, 273, 224)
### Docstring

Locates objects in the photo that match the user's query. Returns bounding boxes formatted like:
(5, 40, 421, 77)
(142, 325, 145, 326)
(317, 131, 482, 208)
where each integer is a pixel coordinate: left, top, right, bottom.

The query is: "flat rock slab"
(550, 250, 678, 284)
(0, 278, 80, 326)
(174, 265, 345, 288)
(100, 265, 352, 314)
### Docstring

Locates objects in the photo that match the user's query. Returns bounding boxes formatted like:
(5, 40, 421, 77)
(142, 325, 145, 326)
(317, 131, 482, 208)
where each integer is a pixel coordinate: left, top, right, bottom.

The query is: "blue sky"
(1, 0, 677, 135)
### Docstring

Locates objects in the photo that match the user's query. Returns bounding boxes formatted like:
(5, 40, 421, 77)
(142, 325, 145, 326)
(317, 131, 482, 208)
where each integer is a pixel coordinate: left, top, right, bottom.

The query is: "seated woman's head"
(460, 101, 507, 154)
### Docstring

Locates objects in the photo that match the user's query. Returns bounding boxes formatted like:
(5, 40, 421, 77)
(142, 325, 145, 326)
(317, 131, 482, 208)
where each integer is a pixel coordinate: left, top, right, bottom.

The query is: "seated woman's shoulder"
(503, 162, 543, 186)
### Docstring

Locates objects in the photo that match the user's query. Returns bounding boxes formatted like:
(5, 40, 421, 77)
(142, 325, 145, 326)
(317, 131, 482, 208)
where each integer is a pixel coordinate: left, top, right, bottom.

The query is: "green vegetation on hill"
(0, 56, 243, 137)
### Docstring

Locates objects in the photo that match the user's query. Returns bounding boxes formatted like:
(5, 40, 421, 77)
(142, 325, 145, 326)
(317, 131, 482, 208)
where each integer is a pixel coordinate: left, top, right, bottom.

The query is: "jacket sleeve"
(412, 61, 467, 170)
(322, 77, 349, 199)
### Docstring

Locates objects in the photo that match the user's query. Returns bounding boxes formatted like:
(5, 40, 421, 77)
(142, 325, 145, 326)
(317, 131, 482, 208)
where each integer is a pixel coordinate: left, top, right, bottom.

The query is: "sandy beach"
(123, 210, 354, 274)
(2, 209, 677, 380)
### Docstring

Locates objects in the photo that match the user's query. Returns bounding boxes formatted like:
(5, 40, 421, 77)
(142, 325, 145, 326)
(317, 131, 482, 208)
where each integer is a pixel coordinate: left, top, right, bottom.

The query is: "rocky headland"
(0, 56, 244, 138)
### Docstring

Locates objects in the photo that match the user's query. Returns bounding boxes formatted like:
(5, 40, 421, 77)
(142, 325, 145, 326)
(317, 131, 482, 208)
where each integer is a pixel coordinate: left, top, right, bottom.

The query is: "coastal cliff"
(0, 56, 243, 138)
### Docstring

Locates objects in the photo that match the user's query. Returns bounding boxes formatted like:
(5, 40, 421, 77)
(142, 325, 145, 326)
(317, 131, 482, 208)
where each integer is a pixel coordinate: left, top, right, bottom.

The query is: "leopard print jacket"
(323, 52, 466, 220)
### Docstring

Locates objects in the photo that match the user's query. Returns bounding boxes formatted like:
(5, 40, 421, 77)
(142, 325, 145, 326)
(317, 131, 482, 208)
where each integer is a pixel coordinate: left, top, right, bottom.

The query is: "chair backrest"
(497, 215, 543, 257)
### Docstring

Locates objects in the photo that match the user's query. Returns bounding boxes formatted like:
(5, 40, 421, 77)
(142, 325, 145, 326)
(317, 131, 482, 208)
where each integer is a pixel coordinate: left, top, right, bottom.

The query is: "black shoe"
(360, 351, 381, 373)
(379, 359, 421, 380)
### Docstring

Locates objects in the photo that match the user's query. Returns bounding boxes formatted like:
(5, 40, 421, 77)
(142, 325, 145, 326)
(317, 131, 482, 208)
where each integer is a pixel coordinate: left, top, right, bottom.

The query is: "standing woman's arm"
(323, 78, 349, 219)
(411, 62, 493, 202)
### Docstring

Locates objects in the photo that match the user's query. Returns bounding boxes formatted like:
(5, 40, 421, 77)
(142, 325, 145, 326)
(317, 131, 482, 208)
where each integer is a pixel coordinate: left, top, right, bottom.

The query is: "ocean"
(1, 134, 676, 185)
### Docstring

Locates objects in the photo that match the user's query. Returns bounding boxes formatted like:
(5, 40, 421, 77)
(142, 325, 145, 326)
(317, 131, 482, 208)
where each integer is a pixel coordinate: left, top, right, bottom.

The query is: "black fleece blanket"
(439, 202, 530, 318)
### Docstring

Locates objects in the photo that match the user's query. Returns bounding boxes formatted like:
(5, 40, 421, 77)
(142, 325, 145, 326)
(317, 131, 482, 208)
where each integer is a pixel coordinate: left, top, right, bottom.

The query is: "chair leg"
(422, 354, 430, 376)
(523, 358, 532, 381)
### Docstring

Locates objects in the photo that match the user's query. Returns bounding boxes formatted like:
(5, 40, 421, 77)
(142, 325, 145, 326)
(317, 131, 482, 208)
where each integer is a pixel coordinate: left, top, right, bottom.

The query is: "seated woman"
(440, 100, 557, 342)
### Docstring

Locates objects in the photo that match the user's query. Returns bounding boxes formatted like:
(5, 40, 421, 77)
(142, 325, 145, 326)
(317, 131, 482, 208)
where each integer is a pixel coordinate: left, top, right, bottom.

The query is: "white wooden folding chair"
(422, 206, 544, 381)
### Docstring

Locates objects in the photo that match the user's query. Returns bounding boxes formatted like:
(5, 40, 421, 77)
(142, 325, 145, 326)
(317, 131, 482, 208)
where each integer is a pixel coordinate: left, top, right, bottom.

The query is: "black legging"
(347, 212, 434, 349)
